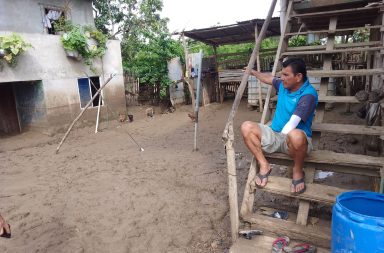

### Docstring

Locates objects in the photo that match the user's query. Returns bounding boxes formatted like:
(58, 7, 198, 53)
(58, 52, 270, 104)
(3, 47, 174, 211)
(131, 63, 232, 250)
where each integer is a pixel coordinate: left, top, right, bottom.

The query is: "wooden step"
(312, 123, 384, 136)
(307, 69, 384, 77)
(318, 95, 359, 103)
(285, 25, 383, 37)
(291, 6, 381, 19)
(230, 236, 330, 253)
(242, 213, 331, 248)
(265, 150, 384, 177)
(281, 47, 384, 57)
(286, 41, 382, 51)
(261, 176, 346, 205)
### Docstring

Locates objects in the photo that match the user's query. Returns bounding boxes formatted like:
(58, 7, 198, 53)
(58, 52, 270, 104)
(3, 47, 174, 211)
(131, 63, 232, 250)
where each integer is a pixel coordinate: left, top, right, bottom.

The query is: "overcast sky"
(162, 0, 281, 33)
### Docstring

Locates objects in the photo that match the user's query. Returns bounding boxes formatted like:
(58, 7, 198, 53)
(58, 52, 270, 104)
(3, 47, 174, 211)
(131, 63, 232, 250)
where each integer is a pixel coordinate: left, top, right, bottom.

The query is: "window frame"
(77, 77, 104, 109)
(39, 3, 70, 34)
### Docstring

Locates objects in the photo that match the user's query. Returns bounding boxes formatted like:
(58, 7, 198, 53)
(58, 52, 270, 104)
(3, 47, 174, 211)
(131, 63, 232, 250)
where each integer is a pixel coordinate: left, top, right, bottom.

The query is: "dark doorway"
(13, 81, 46, 130)
(0, 84, 20, 135)
(0, 81, 45, 136)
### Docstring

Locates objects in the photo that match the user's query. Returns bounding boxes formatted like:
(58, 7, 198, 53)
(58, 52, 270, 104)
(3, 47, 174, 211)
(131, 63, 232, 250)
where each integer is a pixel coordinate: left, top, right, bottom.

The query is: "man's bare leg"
(241, 121, 271, 187)
(286, 129, 308, 193)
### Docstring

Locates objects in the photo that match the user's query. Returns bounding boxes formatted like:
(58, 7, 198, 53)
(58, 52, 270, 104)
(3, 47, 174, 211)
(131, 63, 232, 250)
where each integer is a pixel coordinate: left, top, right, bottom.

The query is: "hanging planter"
(64, 49, 81, 60)
(0, 33, 32, 67)
(60, 24, 107, 72)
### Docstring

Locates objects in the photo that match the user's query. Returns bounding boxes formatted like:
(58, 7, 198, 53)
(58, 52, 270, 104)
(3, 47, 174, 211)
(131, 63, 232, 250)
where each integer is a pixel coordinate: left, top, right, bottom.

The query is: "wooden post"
(296, 167, 315, 225)
(182, 33, 196, 109)
(222, 0, 278, 243)
(255, 25, 264, 112)
(261, 0, 293, 125)
(213, 45, 220, 103)
(240, 157, 258, 217)
(55, 74, 116, 154)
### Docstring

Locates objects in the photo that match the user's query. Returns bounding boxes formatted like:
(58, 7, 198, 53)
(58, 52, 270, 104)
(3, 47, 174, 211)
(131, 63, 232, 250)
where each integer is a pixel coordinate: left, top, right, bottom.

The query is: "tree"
(93, 0, 169, 68)
(93, 0, 185, 102)
(130, 33, 183, 99)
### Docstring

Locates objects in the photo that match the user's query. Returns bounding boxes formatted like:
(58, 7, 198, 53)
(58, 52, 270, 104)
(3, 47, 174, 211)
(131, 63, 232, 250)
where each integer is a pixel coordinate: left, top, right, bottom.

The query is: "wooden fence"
(124, 73, 139, 106)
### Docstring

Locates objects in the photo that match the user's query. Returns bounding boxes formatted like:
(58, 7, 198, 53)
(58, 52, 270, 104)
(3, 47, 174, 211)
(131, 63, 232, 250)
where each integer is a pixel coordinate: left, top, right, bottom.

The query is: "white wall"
(168, 57, 185, 105)
(0, 0, 94, 34)
(0, 32, 126, 128)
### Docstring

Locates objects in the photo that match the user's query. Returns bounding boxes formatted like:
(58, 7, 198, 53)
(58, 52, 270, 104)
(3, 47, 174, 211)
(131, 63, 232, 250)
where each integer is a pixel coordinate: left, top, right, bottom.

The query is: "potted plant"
(54, 16, 74, 35)
(60, 25, 108, 71)
(0, 33, 32, 67)
(60, 25, 85, 60)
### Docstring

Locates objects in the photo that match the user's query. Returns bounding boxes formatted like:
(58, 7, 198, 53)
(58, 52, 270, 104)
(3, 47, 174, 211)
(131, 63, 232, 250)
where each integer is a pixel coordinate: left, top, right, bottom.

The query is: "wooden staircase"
(231, 1, 384, 252)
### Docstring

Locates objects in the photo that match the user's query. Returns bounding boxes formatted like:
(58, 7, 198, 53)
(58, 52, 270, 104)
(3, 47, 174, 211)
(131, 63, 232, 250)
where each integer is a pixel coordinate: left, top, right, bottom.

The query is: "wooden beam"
(242, 213, 331, 248)
(213, 45, 219, 103)
(296, 168, 316, 225)
(261, 176, 346, 205)
(261, 0, 293, 124)
(318, 95, 359, 103)
(240, 157, 257, 218)
(255, 25, 264, 112)
(265, 150, 384, 176)
(182, 33, 196, 111)
(285, 25, 383, 37)
(282, 47, 384, 56)
(306, 68, 384, 77)
(312, 123, 384, 136)
(286, 41, 382, 52)
(222, 0, 278, 243)
(230, 236, 330, 253)
(291, 6, 381, 19)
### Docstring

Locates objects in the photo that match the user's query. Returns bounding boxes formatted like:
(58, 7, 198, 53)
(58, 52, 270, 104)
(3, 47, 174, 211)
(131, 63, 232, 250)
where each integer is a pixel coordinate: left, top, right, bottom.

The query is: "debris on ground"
(146, 107, 154, 117)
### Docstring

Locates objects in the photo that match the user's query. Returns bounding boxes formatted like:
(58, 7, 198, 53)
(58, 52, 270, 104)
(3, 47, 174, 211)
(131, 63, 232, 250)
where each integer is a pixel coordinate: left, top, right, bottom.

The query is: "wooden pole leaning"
(261, 0, 293, 125)
(255, 25, 264, 112)
(221, 0, 278, 243)
(55, 74, 116, 154)
(182, 33, 196, 110)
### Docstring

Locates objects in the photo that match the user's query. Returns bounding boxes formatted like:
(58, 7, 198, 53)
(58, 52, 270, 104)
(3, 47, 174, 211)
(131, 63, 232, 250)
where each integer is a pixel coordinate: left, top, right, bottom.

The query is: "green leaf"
(0, 33, 32, 66)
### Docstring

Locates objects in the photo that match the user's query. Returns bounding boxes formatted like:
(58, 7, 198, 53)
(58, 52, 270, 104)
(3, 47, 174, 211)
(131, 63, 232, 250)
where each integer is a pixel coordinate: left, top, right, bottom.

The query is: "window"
(41, 5, 66, 35)
(77, 77, 103, 108)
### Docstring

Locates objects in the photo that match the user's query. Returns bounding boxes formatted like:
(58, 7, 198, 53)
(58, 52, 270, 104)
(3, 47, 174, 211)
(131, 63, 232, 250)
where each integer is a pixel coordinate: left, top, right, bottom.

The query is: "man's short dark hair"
(282, 58, 307, 81)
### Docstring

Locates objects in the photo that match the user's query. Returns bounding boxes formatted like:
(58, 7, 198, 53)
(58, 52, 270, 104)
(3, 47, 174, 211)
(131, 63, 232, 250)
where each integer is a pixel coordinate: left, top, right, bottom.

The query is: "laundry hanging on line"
(42, 10, 62, 29)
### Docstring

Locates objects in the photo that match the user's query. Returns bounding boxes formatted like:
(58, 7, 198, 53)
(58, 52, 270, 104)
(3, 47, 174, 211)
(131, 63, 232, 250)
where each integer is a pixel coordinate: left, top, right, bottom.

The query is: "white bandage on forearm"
(281, 115, 301, 135)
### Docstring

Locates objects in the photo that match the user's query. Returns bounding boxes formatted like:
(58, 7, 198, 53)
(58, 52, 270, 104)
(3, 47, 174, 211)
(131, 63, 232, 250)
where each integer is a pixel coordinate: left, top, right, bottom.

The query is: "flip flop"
(0, 224, 11, 239)
(255, 168, 272, 188)
(291, 171, 306, 195)
(272, 236, 290, 253)
(283, 243, 316, 253)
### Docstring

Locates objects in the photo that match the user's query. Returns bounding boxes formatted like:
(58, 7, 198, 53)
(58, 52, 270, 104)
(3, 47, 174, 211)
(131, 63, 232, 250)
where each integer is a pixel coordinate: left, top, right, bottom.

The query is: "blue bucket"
(332, 191, 384, 253)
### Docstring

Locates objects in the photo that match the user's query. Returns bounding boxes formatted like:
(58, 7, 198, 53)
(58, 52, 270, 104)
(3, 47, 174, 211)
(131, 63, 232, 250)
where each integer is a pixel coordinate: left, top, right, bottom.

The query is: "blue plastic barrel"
(332, 191, 384, 253)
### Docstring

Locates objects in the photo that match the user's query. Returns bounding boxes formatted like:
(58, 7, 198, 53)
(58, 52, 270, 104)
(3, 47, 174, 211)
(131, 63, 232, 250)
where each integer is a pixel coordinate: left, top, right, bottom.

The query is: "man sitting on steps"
(241, 58, 318, 194)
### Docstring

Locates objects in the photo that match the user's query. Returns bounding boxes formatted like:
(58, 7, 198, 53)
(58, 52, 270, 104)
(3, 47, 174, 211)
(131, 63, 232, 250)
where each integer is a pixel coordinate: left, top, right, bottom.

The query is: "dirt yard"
(0, 100, 371, 253)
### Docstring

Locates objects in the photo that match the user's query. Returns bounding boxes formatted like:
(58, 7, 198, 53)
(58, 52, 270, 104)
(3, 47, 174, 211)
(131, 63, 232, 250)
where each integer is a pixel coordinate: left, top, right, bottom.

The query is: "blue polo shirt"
(271, 78, 318, 137)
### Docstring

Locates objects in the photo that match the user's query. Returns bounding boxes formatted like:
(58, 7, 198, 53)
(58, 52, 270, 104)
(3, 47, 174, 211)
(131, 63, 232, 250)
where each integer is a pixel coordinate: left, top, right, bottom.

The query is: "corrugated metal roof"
(182, 17, 281, 46)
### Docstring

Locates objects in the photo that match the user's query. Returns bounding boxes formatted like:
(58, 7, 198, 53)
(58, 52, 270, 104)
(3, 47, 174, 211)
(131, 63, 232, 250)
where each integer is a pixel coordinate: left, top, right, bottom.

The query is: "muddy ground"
(0, 100, 372, 252)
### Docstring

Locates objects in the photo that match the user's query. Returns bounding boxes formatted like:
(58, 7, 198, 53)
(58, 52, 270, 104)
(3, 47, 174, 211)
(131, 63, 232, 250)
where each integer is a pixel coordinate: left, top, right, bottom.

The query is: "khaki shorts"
(258, 124, 313, 155)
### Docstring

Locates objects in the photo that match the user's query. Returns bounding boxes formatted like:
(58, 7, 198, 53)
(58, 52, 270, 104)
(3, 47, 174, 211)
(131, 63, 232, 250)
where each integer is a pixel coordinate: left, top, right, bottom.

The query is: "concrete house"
(0, 0, 126, 135)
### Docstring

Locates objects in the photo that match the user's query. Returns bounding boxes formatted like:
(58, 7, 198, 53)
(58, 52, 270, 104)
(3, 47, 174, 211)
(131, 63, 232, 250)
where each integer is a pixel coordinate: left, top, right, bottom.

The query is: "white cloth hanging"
(42, 10, 63, 28)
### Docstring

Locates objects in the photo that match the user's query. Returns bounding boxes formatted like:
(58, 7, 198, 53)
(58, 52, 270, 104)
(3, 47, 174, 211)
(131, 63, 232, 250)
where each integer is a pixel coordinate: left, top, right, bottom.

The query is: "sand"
(0, 100, 371, 252)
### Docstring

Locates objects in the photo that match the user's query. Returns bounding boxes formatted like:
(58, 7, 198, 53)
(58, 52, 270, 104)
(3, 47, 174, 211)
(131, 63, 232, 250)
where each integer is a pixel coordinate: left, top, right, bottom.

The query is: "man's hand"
(242, 67, 256, 76)
(0, 214, 11, 238)
(242, 66, 274, 85)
